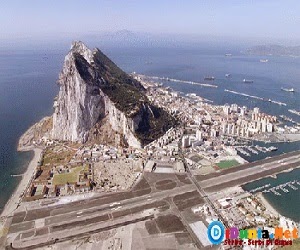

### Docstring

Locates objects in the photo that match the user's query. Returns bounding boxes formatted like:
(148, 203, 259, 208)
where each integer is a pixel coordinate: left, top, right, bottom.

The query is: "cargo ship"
(243, 79, 254, 83)
(204, 76, 215, 81)
(260, 59, 269, 63)
(281, 87, 295, 92)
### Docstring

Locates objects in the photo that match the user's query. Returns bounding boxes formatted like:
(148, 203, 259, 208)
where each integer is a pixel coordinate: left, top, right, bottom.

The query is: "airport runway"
(3, 151, 300, 249)
(3, 173, 207, 249)
(197, 151, 300, 193)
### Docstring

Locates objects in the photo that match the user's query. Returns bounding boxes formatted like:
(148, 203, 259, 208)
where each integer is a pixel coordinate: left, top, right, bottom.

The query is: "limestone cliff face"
(52, 42, 105, 142)
(52, 41, 176, 147)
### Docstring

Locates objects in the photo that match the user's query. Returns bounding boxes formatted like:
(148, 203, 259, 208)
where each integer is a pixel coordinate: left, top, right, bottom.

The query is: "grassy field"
(52, 166, 82, 185)
(42, 145, 75, 166)
(216, 159, 240, 169)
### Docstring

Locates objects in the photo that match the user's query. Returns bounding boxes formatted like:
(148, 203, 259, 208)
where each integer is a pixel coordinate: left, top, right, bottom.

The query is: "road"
(2, 148, 300, 249)
(3, 172, 207, 249)
(177, 131, 229, 227)
(198, 151, 300, 193)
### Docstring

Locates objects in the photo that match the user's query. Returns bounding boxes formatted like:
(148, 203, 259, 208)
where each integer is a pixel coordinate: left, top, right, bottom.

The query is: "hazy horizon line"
(1, 30, 300, 51)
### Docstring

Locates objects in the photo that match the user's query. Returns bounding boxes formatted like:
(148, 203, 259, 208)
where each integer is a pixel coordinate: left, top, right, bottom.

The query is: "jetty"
(151, 76, 218, 88)
(262, 180, 300, 196)
(224, 89, 287, 106)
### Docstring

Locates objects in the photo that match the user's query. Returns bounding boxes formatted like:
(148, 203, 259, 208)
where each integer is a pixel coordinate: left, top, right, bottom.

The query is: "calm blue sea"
(0, 43, 299, 219)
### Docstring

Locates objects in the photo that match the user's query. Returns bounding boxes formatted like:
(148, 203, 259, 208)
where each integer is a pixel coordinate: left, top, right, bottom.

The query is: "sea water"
(0, 43, 299, 219)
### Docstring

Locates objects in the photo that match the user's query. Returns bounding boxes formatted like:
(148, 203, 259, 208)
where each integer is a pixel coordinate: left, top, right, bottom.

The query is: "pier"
(236, 148, 250, 157)
(235, 145, 276, 157)
(10, 174, 24, 177)
(249, 183, 271, 193)
(261, 180, 300, 196)
(150, 76, 218, 88)
(224, 89, 287, 106)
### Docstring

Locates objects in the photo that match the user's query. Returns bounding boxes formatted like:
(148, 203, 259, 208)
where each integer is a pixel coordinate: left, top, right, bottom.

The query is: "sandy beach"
(257, 192, 280, 217)
(0, 147, 42, 218)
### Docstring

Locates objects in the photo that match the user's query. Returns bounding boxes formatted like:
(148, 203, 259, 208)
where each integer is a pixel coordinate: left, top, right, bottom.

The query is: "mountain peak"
(70, 40, 93, 64)
(72, 40, 94, 51)
(52, 42, 176, 147)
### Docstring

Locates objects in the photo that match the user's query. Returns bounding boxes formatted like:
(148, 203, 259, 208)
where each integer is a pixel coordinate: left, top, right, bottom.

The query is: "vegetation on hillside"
(73, 48, 178, 146)
(135, 105, 178, 145)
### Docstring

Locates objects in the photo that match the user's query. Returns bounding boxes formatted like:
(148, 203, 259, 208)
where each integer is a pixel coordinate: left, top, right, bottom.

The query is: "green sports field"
(52, 166, 82, 185)
(216, 159, 240, 169)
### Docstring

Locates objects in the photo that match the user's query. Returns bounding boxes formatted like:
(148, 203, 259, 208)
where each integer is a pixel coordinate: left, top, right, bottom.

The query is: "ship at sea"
(204, 76, 215, 80)
(260, 59, 269, 63)
(267, 146, 278, 152)
(281, 87, 295, 92)
(243, 79, 254, 83)
(225, 73, 231, 78)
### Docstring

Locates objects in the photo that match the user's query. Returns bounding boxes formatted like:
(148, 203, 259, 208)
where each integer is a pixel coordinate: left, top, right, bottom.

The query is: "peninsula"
(1, 42, 300, 249)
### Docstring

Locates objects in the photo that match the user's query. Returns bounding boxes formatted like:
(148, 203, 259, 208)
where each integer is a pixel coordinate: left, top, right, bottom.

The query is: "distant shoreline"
(0, 147, 42, 218)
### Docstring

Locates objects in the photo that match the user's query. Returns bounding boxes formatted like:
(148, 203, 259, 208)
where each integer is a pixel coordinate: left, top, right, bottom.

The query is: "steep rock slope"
(52, 41, 176, 147)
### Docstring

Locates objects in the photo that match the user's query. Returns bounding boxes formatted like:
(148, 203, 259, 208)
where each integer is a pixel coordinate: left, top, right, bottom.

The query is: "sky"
(1, 0, 300, 44)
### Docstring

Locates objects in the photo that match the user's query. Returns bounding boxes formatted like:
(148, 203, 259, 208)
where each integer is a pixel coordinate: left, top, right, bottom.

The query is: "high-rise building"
(267, 123, 273, 133)
(222, 123, 227, 134)
(182, 136, 190, 148)
(256, 121, 262, 131)
(227, 124, 232, 134)
(240, 108, 246, 116)
(196, 129, 202, 140)
(210, 129, 218, 137)
(232, 125, 236, 135)
(246, 129, 251, 137)
(231, 103, 238, 112)
(262, 121, 267, 133)
(241, 128, 245, 137)
(253, 107, 260, 114)
(223, 105, 230, 115)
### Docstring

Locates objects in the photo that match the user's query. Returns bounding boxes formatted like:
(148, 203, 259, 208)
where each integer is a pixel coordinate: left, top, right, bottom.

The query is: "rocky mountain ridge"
(50, 41, 176, 148)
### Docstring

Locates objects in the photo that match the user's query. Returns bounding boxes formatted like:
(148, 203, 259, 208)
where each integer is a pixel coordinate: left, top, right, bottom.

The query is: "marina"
(236, 147, 251, 156)
(249, 183, 271, 193)
(235, 145, 277, 157)
(247, 147, 259, 154)
(279, 115, 299, 125)
(255, 145, 267, 153)
(260, 180, 300, 196)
